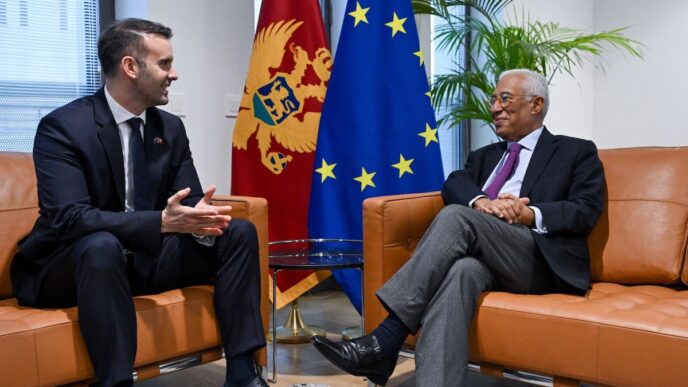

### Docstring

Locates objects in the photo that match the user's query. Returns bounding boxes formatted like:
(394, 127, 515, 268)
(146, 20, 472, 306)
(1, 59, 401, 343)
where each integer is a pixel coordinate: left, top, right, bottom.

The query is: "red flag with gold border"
(231, 0, 331, 309)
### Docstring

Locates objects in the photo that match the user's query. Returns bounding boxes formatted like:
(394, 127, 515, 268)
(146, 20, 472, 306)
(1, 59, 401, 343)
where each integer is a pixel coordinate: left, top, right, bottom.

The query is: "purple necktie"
(484, 142, 523, 200)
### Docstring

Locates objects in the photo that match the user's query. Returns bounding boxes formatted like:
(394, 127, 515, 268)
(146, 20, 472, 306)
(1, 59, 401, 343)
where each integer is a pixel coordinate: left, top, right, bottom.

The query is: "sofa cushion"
(0, 285, 220, 386)
(0, 152, 38, 299)
(0, 318, 39, 386)
(472, 282, 688, 387)
(0, 207, 38, 299)
(588, 147, 688, 284)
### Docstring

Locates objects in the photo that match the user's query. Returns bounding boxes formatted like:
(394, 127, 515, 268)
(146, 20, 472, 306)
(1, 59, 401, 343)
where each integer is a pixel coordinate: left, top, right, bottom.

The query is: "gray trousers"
(376, 204, 556, 386)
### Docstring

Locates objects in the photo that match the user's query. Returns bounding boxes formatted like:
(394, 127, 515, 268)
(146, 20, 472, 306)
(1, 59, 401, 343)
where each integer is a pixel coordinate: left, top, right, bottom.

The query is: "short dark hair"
(98, 18, 173, 78)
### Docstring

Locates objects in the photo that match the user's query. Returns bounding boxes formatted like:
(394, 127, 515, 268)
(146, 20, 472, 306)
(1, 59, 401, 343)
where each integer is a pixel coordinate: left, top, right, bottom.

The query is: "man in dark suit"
(311, 69, 604, 386)
(10, 19, 267, 387)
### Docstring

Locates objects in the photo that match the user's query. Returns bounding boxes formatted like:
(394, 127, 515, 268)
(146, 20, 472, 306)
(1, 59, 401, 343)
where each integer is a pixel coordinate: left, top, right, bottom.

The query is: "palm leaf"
(413, 0, 643, 135)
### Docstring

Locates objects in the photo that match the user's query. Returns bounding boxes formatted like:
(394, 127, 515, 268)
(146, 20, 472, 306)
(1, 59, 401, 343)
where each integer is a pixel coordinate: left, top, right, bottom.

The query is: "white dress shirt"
(472, 127, 547, 233)
(104, 86, 215, 246)
(104, 85, 146, 213)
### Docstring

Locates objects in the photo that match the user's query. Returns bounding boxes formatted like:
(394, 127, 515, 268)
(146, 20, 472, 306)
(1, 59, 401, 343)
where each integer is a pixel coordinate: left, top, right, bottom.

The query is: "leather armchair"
(362, 147, 688, 386)
(0, 152, 269, 386)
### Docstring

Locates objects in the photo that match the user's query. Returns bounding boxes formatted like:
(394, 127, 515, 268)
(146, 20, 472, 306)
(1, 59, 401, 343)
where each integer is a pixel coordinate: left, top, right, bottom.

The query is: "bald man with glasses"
(311, 68, 605, 386)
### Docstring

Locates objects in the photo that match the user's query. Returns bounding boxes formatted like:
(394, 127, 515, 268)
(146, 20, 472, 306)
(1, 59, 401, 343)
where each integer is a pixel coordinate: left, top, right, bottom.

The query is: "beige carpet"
(138, 290, 530, 387)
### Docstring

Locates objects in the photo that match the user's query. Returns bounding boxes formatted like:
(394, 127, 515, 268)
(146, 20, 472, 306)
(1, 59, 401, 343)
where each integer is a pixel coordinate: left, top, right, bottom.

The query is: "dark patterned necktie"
(484, 142, 524, 200)
(126, 117, 151, 210)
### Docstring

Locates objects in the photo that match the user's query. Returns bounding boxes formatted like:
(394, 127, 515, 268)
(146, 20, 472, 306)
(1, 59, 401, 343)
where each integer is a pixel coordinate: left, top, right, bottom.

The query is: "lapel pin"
(153, 137, 164, 145)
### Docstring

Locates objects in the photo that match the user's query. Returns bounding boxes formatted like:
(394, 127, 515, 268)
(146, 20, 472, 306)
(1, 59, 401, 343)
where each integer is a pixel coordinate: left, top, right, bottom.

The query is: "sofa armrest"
(363, 191, 444, 333)
(210, 194, 269, 366)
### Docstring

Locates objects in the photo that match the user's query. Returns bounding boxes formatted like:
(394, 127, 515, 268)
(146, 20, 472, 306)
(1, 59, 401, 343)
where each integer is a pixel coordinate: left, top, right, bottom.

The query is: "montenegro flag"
(231, 0, 332, 309)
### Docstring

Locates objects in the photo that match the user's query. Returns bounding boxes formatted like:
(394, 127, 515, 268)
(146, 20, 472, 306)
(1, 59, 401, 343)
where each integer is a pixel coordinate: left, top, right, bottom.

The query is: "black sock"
(371, 312, 410, 359)
(225, 352, 256, 387)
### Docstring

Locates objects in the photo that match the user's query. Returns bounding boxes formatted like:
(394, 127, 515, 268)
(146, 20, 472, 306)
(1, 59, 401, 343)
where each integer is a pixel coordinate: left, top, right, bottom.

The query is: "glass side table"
(268, 239, 364, 383)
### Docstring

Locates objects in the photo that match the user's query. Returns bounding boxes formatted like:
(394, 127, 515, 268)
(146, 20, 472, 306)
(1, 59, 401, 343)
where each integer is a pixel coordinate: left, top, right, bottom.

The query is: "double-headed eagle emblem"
(233, 19, 332, 174)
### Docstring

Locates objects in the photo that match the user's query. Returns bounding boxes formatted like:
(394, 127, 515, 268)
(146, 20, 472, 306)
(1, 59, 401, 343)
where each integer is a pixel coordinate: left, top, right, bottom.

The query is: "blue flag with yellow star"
(308, 0, 444, 314)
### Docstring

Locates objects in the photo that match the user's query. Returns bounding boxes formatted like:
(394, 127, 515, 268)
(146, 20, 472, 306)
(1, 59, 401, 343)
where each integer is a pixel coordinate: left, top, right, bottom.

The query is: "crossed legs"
(376, 204, 556, 386)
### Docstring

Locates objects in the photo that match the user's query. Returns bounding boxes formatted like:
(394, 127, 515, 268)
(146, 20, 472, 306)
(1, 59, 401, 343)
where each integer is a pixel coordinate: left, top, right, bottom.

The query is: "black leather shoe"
(244, 375, 269, 387)
(220, 375, 268, 387)
(311, 334, 397, 385)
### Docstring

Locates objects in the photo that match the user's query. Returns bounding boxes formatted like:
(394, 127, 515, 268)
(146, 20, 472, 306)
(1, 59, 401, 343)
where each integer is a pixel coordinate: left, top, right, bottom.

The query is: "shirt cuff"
(469, 195, 488, 208)
(528, 206, 547, 234)
(192, 233, 216, 247)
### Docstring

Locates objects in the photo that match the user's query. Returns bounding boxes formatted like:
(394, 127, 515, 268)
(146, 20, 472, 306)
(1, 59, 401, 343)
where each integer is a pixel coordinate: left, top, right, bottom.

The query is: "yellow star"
(414, 50, 424, 65)
(315, 158, 336, 183)
(385, 12, 407, 37)
(348, 2, 370, 27)
(354, 167, 377, 191)
(392, 154, 415, 178)
(425, 91, 432, 98)
(418, 123, 439, 147)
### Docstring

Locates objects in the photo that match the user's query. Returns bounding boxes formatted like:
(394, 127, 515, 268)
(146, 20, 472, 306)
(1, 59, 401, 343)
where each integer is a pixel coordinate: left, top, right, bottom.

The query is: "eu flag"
(308, 0, 444, 313)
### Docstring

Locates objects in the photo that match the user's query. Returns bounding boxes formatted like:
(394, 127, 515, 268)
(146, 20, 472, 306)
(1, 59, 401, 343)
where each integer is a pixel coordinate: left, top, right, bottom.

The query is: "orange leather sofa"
(0, 152, 269, 386)
(363, 147, 688, 386)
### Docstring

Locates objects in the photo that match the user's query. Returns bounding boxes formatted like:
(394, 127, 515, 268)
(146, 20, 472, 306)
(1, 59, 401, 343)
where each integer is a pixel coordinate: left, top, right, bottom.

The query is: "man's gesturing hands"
(473, 193, 534, 226)
(161, 185, 232, 235)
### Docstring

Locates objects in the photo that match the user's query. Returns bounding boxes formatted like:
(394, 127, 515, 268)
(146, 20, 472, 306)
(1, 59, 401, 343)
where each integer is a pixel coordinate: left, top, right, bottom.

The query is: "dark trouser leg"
(213, 220, 265, 358)
(36, 231, 136, 387)
(415, 258, 495, 387)
(148, 219, 265, 361)
(376, 204, 556, 386)
(376, 204, 555, 332)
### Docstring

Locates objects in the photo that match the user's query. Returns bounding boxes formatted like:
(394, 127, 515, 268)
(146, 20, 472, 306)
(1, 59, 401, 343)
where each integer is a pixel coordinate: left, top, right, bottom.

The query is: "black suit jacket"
(11, 88, 205, 305)
(441, 128, 605, 294)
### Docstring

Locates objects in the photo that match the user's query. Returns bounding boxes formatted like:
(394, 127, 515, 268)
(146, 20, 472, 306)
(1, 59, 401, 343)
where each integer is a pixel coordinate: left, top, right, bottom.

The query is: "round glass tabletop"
(268, 239, 363, 270)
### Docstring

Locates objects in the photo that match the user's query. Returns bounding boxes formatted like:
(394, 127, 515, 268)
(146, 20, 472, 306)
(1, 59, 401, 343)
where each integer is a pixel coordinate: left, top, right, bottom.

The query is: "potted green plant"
(412, 0, 642, 134)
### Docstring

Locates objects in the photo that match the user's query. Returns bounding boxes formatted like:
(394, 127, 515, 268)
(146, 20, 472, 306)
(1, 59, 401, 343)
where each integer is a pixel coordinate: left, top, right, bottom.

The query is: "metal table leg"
(270, 268, 279, 383)
(359, 267, 364, 335)
(341, 267, 365, 339)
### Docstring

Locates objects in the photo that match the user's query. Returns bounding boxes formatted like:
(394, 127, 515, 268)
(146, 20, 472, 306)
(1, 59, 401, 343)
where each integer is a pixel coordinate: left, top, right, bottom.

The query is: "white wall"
(147, 0, 254, 194)
(115, 1, 147, 19)
(506, 0, 595, 142)
(507, 0, 688, 149)
(593, 0, 688, 148)
(469, 0, 596, 150)
(138, 0, 687, 191)
(330, 0, 346, 56)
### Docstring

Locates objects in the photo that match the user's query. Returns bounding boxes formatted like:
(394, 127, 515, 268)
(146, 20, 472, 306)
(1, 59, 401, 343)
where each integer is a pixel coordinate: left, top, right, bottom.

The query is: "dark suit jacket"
(441, 128, 605, 294)
(11, 88, 205, 305)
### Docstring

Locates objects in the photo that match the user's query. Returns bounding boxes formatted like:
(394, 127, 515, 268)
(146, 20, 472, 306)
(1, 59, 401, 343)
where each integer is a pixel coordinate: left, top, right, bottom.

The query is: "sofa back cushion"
(0, 152, 38, 299)
(588, 147, 688, 284)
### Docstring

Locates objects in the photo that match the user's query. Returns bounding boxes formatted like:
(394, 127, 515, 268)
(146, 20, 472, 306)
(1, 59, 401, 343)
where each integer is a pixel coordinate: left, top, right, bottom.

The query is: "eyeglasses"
(489, 92, 536, 108)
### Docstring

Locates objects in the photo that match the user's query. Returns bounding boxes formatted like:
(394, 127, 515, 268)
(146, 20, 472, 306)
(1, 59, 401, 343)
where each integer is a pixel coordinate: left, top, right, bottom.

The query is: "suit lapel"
(94, 88, 126, 206)
(144, 108, 168, 207)
(479, 142, 507, 187)
(520, 128, 558, 197)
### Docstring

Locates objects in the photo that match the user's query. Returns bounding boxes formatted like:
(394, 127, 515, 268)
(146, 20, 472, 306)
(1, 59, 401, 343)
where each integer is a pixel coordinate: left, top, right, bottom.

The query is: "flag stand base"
(269, 299, 324, 344)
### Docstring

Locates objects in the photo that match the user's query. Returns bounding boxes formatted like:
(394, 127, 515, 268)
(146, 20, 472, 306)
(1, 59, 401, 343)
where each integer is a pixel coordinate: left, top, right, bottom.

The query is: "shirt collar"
(509, 126, 543, 151)
(104, 84, 147, 126)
